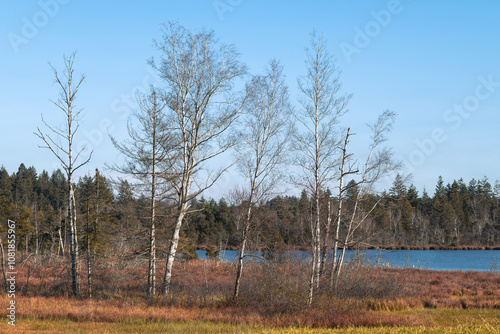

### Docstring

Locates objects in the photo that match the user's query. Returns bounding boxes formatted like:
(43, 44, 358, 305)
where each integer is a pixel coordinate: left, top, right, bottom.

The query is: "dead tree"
(233, 59, 292, 300)
(332, 111, 400, 288)
(150, 22, 247, 295)
(110, 87, 172, 299)
(329, 128, 357, 280)
(293, 32, 350, 306)
(35, 52, 91, 296)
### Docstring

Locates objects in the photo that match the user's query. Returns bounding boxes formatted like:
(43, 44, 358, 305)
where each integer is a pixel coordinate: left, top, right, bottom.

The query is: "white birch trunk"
(163, 207, 186, 295)
(148, 163, 157, 298)
(233, 194, 253, 300)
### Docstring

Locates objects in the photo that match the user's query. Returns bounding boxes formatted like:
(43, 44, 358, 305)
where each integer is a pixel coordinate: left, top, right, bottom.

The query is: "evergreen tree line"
(1, 164, 499, 257)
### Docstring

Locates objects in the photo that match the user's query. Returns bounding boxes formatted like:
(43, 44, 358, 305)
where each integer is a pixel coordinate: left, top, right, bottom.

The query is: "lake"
(196, 249, 500, 272)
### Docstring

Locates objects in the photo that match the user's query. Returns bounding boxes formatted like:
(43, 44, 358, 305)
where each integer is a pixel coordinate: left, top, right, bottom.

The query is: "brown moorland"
(2, 254, 499, 329)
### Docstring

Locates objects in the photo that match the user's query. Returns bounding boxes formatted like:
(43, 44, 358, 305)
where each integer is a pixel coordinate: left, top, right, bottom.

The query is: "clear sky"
(1, 0, 499, 198)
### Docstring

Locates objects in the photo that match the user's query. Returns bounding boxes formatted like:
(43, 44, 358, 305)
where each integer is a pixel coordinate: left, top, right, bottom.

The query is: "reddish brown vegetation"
(6, 253, 500, 328)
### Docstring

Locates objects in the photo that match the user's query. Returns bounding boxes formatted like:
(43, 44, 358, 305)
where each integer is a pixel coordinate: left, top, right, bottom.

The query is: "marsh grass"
(1, 316, 499, 333)
(3, 253, 500, 331)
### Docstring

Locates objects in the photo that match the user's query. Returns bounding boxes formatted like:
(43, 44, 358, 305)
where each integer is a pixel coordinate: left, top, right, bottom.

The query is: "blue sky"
(1, 0, 499, 198)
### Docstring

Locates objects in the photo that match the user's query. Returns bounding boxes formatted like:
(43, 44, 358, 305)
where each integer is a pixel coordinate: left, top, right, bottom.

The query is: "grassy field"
(1, 309, 499, 333)
(1, 256, 498, 333)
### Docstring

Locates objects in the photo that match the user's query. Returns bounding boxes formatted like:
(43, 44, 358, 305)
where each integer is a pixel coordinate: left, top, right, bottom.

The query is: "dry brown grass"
(5, 253, 500, 328)
(1, 294, 421, 329)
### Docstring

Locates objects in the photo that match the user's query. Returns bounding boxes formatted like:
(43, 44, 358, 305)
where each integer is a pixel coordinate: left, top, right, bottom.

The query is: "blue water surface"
(196, 249, 500, 272)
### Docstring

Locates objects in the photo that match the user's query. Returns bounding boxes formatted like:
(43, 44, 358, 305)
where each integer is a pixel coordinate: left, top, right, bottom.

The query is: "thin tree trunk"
(319, 201, 331, 276)
(68, 186, 76, 293)
(0, 238, 7, 293)
(314, 196, 321, 288)
(308, 111, 323, 305)
(35, 205, 39, 256)
(149, 116, 158, 299)
(68, 110, 80, 297)
(334, 182, 363, 286)
(307, 189, 321, 306)
(334, 246, 347, 287)
(233, 199, 253, 300)
(63, 211, 67, 255)
(314, 112, 321, 290)
(58, 227, 64, 256)
(68, 96, 79, 296)
(50, 231, 54, 255)
(69, 182, 80, 296)
(148, 167, 156, 299)
(148, 212, 156, 298)
(74, 193, 80, 294)
(331, 198, 343, 288)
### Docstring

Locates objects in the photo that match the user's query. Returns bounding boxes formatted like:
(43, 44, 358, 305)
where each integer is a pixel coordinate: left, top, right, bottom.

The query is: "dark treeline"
(1, 164, 499, 257)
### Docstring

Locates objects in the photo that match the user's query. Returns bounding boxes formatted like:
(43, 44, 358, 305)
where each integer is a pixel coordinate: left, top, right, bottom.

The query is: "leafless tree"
(35, 52, 91, 296)
(293, 32, 350, 306)
(150, 22, 247, 295)
(110, 87, 173, 299)
(331, 110, 400, 288)
(329, 128, 357, 281)
(232, 59, 292, 299)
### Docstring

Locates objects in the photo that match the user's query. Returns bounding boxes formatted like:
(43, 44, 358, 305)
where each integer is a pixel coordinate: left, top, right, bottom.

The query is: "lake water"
(196, 249, 500, 272)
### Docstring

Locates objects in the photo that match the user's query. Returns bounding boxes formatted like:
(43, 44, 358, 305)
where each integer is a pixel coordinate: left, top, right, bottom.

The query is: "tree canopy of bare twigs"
(149, 22, 247, 295)
(232, 59, 292, 299)
(293, 32, 351, 306)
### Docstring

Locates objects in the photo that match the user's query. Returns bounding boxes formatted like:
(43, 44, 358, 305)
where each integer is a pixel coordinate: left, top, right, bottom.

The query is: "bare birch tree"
(331, 110, 400, 288)
(150, 23, 247, 295)
(35, 52, 91, 296)
(293, 33, 350, 306)
(110, 87, 172, 299)
(233, 59, 292, 299)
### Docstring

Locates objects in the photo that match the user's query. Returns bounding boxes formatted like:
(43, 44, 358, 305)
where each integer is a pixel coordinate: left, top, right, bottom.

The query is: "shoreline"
(197, 244, 500, 251)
